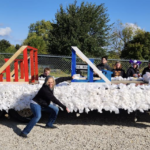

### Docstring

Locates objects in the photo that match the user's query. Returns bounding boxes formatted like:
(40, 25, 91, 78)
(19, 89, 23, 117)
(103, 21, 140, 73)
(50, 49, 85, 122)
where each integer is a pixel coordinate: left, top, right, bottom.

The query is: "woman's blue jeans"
(22, 103, 59, 135)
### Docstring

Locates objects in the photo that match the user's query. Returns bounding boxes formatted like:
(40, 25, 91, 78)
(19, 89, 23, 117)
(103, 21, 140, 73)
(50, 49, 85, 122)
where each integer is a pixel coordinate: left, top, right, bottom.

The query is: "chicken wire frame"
(71, 46, 112, 83)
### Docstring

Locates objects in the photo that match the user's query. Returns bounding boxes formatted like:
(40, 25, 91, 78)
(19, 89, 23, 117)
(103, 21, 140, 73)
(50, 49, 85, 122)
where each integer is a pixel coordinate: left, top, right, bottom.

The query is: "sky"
(0, 0, 150, 45)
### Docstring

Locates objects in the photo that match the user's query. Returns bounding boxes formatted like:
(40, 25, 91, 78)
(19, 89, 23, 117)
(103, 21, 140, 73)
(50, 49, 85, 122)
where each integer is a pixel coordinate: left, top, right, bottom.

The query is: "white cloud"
(121, 23, 144, 36)
(124, 23, 141, 30)
(0, 27, 12, 36)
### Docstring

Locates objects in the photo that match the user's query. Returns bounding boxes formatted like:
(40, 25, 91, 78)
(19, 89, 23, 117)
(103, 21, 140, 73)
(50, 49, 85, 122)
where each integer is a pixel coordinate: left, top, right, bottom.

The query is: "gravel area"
(0, 111, 150, 150)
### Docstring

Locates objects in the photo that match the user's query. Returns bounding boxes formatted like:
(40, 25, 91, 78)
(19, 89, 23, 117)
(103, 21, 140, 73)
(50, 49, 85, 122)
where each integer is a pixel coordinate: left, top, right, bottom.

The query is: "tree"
(23, 20, 52, 54)
(24, 33, 47, 54)
(5, 45, 17, 53)
(48, 1, 112, 57)
(0, 39, 11, 53)
(15, 44, 21, 50)
(108, 50, 120, 59)
(109, 20, 145, 58)
(121, 32, 150, 60)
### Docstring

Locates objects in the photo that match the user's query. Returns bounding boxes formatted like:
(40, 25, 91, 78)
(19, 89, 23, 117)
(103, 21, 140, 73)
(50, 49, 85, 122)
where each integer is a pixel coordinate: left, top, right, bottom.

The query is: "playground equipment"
(0, 46, 38, 83)
(71, 46, 112, 83)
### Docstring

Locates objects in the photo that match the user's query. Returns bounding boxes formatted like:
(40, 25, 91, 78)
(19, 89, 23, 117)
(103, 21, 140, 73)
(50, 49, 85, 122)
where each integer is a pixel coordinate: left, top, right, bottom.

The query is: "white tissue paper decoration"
(143, 72, 150, 83)
(111, 76, 143, 81)
(0, 80, 150, 114)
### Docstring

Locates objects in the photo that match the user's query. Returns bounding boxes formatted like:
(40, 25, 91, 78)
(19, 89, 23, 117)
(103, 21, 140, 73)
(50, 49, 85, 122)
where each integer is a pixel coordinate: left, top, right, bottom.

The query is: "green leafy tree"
(15, 44, 21, 50)
(5, 45, 17, 53)
(109, 20, 145, 58)
(24, 33, 47, 54)
(121, 32, 150, 60)
(0, 39, 11, 52)
(48, 1, 112, 57)
(108, 50, 120, 59)
(23, 20, 52, 54)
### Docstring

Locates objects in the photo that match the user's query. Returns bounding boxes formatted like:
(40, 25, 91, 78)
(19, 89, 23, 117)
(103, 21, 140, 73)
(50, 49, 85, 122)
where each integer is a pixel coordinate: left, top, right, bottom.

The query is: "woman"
(112, 61, 126, 78)
(20, 76, 73, 138)
(126, 60, 141, 77)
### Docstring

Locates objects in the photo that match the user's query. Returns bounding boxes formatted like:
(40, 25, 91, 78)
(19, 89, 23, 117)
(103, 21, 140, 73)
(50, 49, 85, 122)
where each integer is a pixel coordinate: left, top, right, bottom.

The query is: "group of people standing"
(96, 56, 150, 78)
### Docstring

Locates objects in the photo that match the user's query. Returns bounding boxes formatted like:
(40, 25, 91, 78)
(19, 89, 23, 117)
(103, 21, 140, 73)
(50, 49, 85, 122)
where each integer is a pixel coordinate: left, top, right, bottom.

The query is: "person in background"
(126, 60, 141, 77)
(96, 56, 111, 71)
(94, 56, 111, 77)
(20, 75, 75, 138)
(112, 61, 126, 78)
(142, 60, 150, 76)
(39, 68, 50, 78)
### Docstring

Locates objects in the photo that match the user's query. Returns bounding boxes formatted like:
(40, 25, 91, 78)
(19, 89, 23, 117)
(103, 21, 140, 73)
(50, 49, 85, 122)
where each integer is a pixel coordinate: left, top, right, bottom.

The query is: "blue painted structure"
(71, 48, 113, 82)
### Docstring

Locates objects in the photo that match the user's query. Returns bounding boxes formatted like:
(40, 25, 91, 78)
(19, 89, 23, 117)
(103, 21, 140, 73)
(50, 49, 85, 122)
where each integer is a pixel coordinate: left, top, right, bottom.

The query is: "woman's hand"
(66, 107, 70, 113)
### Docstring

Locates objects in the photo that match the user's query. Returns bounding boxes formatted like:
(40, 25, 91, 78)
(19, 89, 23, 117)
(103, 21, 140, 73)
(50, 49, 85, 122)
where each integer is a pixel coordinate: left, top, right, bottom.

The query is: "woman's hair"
(114, 62, 122, 69)
(45, 76, 56, 89)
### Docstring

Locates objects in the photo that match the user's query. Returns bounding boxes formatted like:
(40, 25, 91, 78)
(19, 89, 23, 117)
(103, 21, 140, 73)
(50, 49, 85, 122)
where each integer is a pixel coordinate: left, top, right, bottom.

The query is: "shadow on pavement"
(1, 110, 150, 136)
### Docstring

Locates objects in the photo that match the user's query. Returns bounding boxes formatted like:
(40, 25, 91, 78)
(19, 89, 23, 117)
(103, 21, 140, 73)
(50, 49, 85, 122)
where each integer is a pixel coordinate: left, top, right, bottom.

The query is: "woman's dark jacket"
(142, 67, 150, 76)
(112, 68, 126, 78)
(33, 77, 72, 109)
(126, 67, 139, 77)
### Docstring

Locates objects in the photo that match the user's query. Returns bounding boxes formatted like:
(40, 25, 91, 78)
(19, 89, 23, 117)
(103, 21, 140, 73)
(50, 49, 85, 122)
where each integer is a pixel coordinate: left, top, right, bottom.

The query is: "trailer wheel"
(0, 110, 5, 118)
(9, 109, 33, 123)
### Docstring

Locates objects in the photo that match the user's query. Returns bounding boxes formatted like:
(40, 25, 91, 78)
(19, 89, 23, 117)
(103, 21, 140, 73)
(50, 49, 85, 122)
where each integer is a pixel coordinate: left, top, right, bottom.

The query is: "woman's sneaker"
(45, 125, 58, 129)
(19, 132, 27, 138)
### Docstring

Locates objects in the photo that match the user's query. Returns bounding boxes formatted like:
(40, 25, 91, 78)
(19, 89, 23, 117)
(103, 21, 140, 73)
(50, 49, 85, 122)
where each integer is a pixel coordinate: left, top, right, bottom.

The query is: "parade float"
(0, 46, 150, 122)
